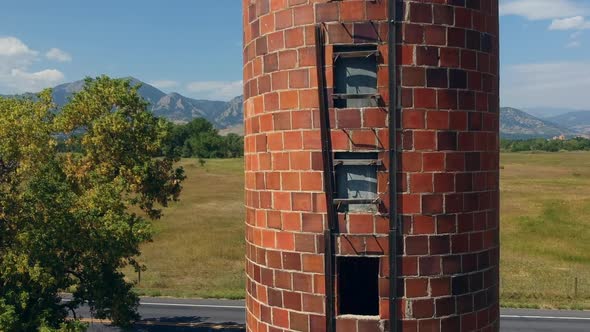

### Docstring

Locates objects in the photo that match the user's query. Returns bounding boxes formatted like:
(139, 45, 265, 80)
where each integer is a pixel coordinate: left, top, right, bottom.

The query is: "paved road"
(500, 308, 590, 331)
(78, 298, 245, 331)
(77, 298, 590, 331)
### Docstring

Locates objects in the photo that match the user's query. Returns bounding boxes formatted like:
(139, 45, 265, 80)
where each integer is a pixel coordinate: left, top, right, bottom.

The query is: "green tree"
(165, 118, 243, 159)
(0, 77, 185, 331)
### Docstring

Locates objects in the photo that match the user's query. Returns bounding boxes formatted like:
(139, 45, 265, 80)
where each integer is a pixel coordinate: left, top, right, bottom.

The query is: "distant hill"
(6, 78, 244, 130)
(500, 107, 571, 139)
(547, 111, 590, 135)
(5, 80, 587, 139)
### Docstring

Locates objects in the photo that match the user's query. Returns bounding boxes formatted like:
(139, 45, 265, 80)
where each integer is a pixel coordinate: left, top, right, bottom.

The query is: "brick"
(264, 53, 279, 74)
(427, 111, 450, 129)
(302, 294, 324, 314)
(402, 110, 425, 129)
(414, 131, 436, 150)
(293, 5, 313, 26)
(406, 278, 428, 298)
(410, 3, 432, 23)
(434, 173, 454, 193)
(437, 90, 458, 110)
(336, 109, 361, 128)
(412, 299, 434, 318)
(302, 254, 323, 273)
(414, 88, 437, 109)
(354, 22, 379, 43)
(289, 68, 309, 88)
(416, 46, 438, 66)
(280, 90, 299, 109)
(363, 108, 387, 128)
(438, 131, 458, 151)
(277, 232, 294, 250)
(279, 50, 298, 70)
(290, 311, 309, 332)
(275, 9, 293, 30)
(272, 307, 289, 328)
(410, 173, 433, 192)
(430, 235, 450, 255)
(281, 172, 300, 190)
(422, 194, 443, 215)
(425, 25, 446, 45)
(283, 252, 302, 270)
(283, 291, 302, 311)
(285, 27, 305, 48)
(310, 315, 326, 332)
(341, 1, 365, 21)
(406, 236, 428, 255)
(440, 47, 460, 68)
(402, 67, 425, 87)
(326, 22, 354, 44)
(413, 215, 435, 234)
(427, 68, 448, 88)
(404, 23, 424, 44)
(423, 152, 444, 171)
(272, 71, 289, 90)
(292, 192, 312, 211)
(336, 318, 357, 331)
(419, 256, 441, 276)
(315, 2, 338, 23)
(434, 5, 454, 25)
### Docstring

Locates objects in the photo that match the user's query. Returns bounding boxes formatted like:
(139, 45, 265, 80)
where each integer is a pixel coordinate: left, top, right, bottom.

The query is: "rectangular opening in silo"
(337, 256, 380, 316)
(333, 45, 379, 108)
(334, 152, 379, 213)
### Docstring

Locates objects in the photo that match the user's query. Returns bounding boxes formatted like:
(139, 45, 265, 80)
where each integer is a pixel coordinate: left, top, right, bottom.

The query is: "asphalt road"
(500, 308, 590, 332)
(76, 298, 590, 331)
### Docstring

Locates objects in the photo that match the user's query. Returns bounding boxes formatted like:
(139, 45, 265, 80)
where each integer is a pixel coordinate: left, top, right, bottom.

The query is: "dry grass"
(500, 152, 590, 309)
(125, 158, 245, 299)
(125, 153, 590, 309)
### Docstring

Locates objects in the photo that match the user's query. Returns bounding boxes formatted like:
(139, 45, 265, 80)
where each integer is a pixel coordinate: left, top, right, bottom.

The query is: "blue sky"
(0, 0, 588, 113)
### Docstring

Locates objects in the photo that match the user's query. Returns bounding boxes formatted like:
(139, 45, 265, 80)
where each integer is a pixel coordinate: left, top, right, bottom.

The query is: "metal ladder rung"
(333, 93, 380, 100)
(334, 50, 380, 60)
(334, 159, 382, 166)
(333, 198, 382, 205)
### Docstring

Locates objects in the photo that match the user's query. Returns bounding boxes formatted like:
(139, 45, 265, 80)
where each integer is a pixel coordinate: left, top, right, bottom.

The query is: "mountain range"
(3, 78, 590, 139)
(28, 78, 245, 133)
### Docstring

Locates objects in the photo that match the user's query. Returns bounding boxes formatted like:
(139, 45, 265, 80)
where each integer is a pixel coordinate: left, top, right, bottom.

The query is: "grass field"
(500, 152, 590, 309)
(126, 159, 245, 299)
(126, 153, 590, 309)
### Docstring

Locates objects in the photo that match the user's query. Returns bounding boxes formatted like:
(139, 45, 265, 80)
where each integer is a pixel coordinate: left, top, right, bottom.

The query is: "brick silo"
(243, 0, 500, 331)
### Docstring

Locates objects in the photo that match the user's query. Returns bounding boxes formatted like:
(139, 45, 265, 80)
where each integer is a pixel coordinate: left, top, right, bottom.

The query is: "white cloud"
(45, 48, 72, 62)
(500, 0, 590, 20)
(549, 16, 590, 30)
(0, 36, 65, 93)
(566, 40, 582, 48)
(501, 61, 590, 109)
(186, 80, 243, 100)
(149, 80, 179, 90)
(0, 37, 37, 57)
(3, 69, 65, 92)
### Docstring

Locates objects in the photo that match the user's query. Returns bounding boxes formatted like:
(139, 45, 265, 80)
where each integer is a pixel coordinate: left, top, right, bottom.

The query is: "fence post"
(575, 277, 578, 299)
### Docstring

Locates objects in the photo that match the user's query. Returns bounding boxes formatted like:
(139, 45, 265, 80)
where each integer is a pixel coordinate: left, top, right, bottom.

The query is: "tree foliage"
(164, 118, 243, 159)
(0, 77, 185, 331)
(501, 137, 590, 152)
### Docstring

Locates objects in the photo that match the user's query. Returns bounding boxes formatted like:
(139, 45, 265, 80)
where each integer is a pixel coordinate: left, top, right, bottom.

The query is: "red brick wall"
(243, 1, 499, 331)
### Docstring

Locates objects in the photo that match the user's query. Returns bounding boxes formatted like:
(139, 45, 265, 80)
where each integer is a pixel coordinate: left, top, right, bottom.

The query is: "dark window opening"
(334, 152, 379, 213)
(333, 45, 379, 109)
(338, 257, 380, 316)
